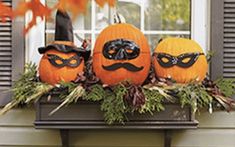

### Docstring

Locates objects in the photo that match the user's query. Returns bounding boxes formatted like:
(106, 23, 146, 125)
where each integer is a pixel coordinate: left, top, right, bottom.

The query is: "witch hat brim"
(38, 44, 91, 61)
(38, 10, 90, 61)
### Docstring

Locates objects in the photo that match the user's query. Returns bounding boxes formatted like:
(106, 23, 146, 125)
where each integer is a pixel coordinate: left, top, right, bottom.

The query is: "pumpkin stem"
(116, 13, 121, 23)
(114, 13, 126, 24)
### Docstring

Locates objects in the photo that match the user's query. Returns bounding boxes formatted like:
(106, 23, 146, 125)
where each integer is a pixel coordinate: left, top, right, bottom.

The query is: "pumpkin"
(39, 49, 84, 85)
(153, 37, 208, 83)
(38, 10, 89, 85)
(93, 23, 151, 86)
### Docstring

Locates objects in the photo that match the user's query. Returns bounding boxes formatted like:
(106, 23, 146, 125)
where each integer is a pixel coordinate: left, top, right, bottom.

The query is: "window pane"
(95, 4, 110, 30)
(144, 0, 190, 31)
(146, 34, 190, 52)
(116, 1, 140, 28)
(46, 33, 54, 45)
(45, 0, 57, 30)
(74, 33, 91, 46)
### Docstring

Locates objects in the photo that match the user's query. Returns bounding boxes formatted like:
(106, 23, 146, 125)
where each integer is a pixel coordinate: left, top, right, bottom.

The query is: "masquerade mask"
(47, 54, 82, 68)
(103, 39, 140, 60)
(154, 52, 205, 68)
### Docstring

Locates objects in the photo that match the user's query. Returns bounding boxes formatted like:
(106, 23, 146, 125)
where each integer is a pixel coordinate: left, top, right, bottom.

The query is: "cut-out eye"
(161, 57, 170, 63)
(69, 59, 77, 64)
(108, 48, 116, 54)
(126, 48, 133, 53)
(55, 59, 63, 65)
(182, 57, 191, 63)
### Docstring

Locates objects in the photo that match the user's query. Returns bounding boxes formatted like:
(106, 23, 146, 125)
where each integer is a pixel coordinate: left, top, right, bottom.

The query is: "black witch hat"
(38, 10, 90, 61)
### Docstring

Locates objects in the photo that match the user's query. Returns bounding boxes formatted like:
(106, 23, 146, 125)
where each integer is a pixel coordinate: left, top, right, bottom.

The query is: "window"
(25, 0, 209, 63)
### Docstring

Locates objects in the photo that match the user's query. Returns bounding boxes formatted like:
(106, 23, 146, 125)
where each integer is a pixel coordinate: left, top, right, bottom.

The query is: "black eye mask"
(154, 52, 205, 68)
(103, 39, 140, 60)
(47, 54, 82, 68)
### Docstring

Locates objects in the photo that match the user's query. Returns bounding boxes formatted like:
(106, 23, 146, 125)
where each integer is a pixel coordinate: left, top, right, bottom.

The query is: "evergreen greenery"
(215, 78, 235, 97)
(140, 88, 165, 114)
(1, 63, 235, 124)
(0, 63, 53, 115)
(175, 83, 213, 112)
(83, 84, 105, 101)
(101, 84, 128, 124)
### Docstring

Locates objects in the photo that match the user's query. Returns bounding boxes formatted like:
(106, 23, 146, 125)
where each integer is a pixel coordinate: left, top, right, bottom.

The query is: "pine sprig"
(215, 78, 235, 97)
(140, 88, 165, 114)
(176, 83, 213, 112)
(83, 84, 105, 101)
(0, 63, 54, 115)
(101, 84, 128, 124)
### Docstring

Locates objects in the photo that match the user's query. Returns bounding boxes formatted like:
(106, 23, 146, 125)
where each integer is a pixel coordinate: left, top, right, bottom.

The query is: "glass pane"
(144, 0, 190, 31)
(116, 1, 140, 28)
(46, 33, 54, 45)
(74, 33, 91, 46)
(146, 34, 190, 53)
(45, 0, 91, 30)
(45, 0, 57, 30)
(95, 4, 110, 30)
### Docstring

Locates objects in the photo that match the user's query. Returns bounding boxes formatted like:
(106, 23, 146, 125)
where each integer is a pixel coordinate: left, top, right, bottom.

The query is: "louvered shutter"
(223, 0, 235, 78)
(211, 0, 235, 80)
(0, 0, 24, 106)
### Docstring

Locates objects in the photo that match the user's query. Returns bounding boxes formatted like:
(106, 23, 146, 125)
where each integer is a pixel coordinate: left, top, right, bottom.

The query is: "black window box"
(35, 95, 198, 130)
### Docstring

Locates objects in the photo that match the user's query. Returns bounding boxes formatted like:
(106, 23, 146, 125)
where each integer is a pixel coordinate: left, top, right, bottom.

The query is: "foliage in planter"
(0, 63, 54, 115)
(215, 78, 235, 97)
(0, 62, 235, 124)
(101, 85, 128, 124)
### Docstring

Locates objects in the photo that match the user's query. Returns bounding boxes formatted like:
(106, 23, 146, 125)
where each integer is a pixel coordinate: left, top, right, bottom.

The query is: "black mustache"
(102, 62, 144, 72)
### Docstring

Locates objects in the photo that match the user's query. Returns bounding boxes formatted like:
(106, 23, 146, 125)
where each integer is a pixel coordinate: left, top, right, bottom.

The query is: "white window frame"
(25, 0, 209, 63)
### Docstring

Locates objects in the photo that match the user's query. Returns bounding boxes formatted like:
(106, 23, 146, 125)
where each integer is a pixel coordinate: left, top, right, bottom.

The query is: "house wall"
(0, 108, 235, 147)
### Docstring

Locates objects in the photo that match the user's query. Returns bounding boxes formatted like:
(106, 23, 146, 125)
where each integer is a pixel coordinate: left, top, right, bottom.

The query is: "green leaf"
(0, 62, 54, 115)
(83, 84, 105, 101)
(215, 78, 235, 97)
(101, 84, 128, 124)
(140, 88, 165, 114)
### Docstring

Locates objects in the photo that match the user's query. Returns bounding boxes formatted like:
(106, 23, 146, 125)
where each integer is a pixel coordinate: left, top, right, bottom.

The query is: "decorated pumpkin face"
(39, 49, 84, 85)
(153, 38, 208, 83)
(93, 23, 151, 86)
(38, 10, 90, 85)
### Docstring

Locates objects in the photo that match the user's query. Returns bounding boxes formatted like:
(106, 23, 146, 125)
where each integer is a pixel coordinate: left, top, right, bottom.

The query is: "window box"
(35, 94, 198, 129)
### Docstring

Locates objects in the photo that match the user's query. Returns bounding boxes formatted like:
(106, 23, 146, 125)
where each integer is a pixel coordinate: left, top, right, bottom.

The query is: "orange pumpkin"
(39, 49, 84, 85)
(93, 23, 151, 86)
(38, 10, 89, 85)
(153, 37, 208, 83)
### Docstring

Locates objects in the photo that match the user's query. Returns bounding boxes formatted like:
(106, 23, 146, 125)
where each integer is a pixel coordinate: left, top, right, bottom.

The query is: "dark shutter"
(0, 0, 24, 106)
(223, 0, 235, 79)
(211, 0, 235, 80)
